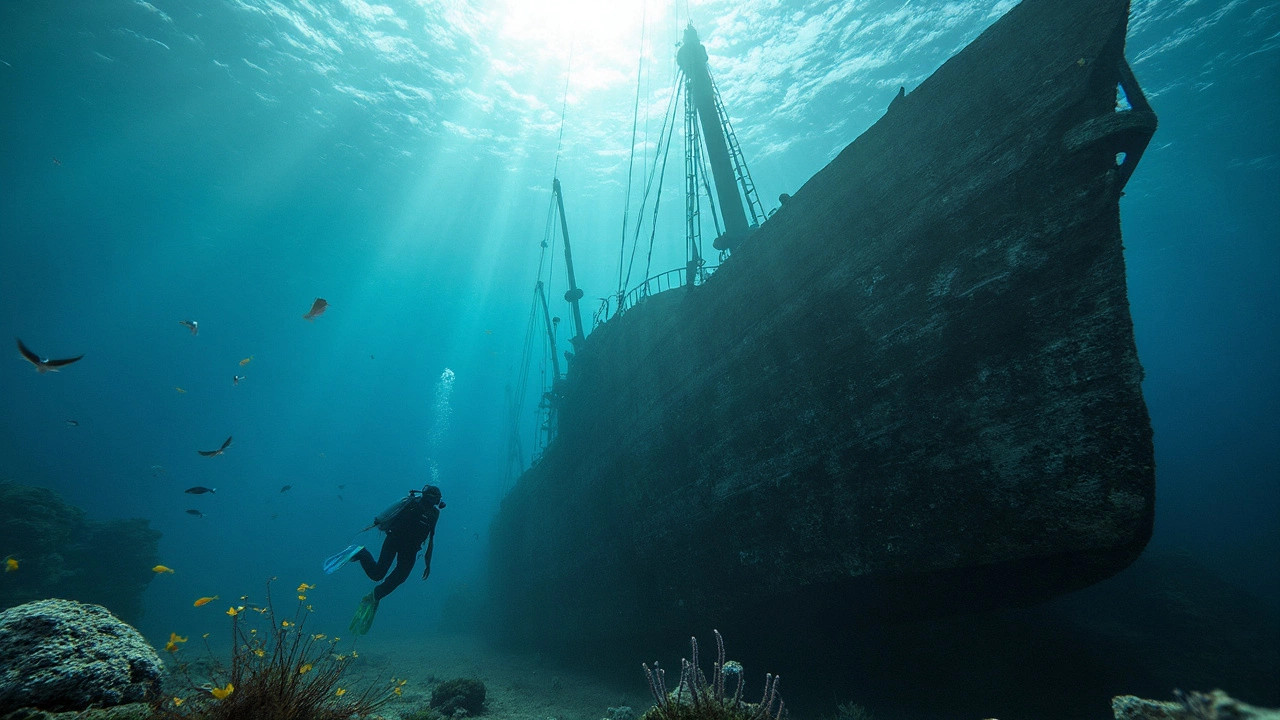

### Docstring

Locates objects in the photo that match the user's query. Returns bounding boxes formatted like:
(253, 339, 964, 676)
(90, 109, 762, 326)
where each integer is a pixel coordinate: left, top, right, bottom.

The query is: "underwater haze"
(1, 0, 1278, 716)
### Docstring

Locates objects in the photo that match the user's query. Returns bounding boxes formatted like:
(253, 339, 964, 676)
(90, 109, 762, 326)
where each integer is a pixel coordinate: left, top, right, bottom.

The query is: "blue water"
(1, 0, 1277, 713)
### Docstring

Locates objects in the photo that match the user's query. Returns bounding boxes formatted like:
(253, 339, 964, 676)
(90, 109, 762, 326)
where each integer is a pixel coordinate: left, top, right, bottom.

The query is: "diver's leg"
(373, 545, 416, 600)
(356, 541, 396, 582)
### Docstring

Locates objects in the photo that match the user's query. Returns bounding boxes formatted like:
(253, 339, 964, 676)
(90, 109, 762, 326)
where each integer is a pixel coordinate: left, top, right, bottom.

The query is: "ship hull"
(490, 0, 1156, 645)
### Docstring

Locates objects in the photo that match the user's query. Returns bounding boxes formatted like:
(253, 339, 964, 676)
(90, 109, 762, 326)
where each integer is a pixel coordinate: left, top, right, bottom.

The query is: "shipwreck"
(489, 0, 1158, 645)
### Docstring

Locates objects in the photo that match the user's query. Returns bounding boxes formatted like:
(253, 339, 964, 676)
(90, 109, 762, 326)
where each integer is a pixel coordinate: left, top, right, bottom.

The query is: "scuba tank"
(369, 488, 445, 533)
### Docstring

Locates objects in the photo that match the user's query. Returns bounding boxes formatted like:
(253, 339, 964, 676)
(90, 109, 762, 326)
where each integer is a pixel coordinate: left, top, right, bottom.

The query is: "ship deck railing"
(614, 263, 720, 319)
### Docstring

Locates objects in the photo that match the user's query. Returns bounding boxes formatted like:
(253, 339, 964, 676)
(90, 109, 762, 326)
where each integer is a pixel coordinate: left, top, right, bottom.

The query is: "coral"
(0, 482, 160, 624)
(429, 678, 487, 717)
(0, 599, 164, 715)
(605, 707, 636, 720)
(1112, 690, 1280, 719)
(641, 631, 785, 720)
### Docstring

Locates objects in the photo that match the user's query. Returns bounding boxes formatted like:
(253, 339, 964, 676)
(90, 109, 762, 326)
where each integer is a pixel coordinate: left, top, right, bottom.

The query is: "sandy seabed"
(343, 633, 651, 720)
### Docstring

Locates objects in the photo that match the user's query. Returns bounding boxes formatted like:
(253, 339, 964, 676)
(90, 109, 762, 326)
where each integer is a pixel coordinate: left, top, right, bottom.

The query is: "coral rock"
(0, 599, 163, 714)
(1112, 690, 1280, 720)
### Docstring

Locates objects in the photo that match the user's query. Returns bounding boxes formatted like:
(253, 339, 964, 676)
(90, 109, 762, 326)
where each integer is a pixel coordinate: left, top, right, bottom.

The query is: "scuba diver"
(323, 484, 444, 634)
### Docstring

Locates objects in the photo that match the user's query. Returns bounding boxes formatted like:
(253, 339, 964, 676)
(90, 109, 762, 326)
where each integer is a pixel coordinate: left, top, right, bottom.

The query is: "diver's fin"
(349, 592, 379, 635)
(322, 544, 364, 575)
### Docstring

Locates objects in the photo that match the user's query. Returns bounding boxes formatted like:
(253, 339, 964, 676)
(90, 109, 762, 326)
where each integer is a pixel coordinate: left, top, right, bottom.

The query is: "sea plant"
(641, 631, 786, 720)
(154, 578, 397, 720)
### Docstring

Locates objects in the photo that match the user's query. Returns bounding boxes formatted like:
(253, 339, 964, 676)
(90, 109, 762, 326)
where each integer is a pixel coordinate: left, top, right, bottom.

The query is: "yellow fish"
(239, 355, 253, 366)
(298, 663, 313, 675)
(311, 633, 326, 640)
(210, 683, 234, 700)
(152, 565, 175, 574)
(393, 687, 402, 696)
(254, 648, 265, 657)
(175, 387, 186, 394)
(165, 632, 188, 652)
(335, 688, 347, 697)
(281, 620, 292, 628)
(4, 557, 17, 572)
(297, 582, 314, 593)
(193, 595, 219, 607)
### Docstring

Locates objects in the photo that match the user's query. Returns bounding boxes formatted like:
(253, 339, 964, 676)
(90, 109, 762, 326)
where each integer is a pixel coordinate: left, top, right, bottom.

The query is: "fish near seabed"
(302, 298, 328, 321)
(16, 338, 83, 373)
(198, 436, 233, 457)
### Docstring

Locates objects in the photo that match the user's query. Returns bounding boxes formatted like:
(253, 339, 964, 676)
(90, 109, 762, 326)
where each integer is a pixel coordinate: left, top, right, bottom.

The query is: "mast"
(535, 280, 561, 381)
(677, 23, 749, 252)
(553, 178, 586, 348)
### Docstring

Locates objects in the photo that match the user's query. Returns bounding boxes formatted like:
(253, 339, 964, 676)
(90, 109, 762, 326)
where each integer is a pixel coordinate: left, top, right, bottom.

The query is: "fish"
(175, 387, 186, 394)
(210, 683, 234, 700)
(65, 420, 79, 427)
(184, 486, 216, 495)
(178, 320, 198, 336)
(280, 485, 292, 493)
(298, 663, 313, 675)
(193, 595, 219, 607)
(239, 355, 253, 366)
(302, 297, 328, 321)
(233, 375, 245, 385)
(198, 436, 233, 457)
(4, 557, 17, 572)
(152, 565, 175, 574)
(335, 688, 346, 697)
(16, 338, 83, 373)
(186, 509, 204, 518)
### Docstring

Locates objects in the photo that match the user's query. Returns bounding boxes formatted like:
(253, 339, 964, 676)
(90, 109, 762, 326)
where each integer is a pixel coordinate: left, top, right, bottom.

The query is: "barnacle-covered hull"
(489, 0, 1156, 644)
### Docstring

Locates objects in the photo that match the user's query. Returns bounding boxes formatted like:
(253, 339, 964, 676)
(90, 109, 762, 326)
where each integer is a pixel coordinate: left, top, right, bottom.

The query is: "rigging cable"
(622, 76, 683, 299)
(618, 0, 648, 304)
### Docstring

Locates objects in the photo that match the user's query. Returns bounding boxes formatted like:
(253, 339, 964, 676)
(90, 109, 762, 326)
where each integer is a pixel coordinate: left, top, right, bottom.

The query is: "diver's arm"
(421, 531, 435, 579)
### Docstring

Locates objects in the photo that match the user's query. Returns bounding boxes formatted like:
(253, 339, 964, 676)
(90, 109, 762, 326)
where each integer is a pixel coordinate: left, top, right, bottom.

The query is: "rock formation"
(0, 599, 163, 715)
(0, 482, 160, 625)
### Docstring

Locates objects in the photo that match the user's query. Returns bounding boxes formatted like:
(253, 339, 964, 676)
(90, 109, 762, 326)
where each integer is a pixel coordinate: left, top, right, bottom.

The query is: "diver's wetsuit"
(354, 497, 439, 601)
